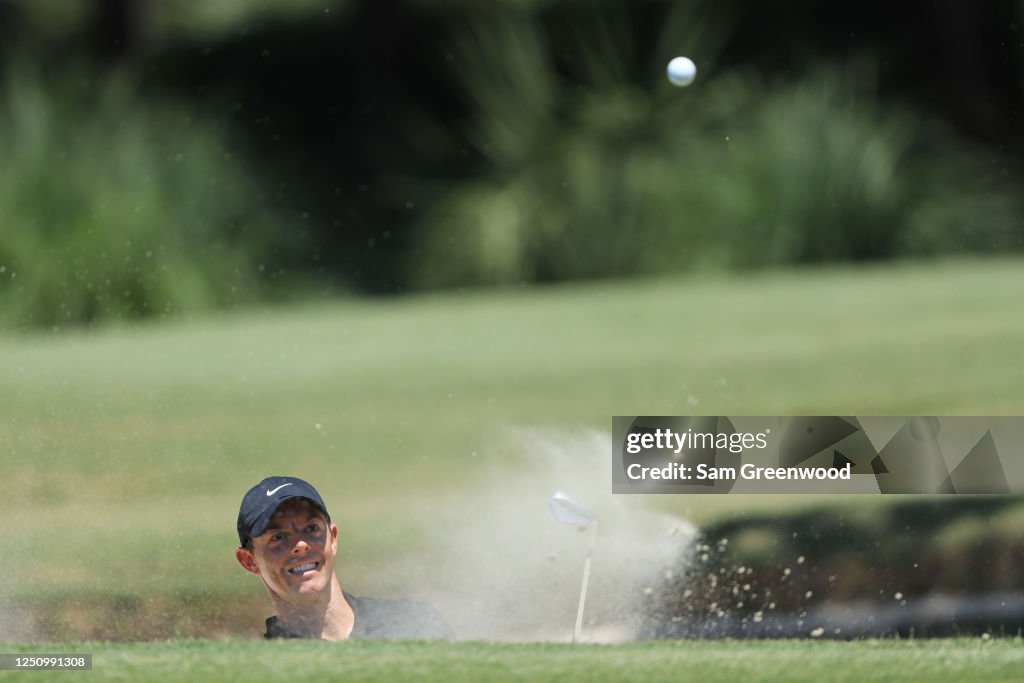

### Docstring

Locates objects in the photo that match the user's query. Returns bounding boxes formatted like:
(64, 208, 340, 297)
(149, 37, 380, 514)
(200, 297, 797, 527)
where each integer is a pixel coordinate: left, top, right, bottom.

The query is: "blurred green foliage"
(7, 0, 353, 42)
(0, 65, 286, 329)
(1, 2, 1022, 327)
(412, 7, 1023, 287)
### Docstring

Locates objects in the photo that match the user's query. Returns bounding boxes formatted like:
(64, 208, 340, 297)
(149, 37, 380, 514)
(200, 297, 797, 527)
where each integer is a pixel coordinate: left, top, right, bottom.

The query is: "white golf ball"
(666, 56, 697, 87)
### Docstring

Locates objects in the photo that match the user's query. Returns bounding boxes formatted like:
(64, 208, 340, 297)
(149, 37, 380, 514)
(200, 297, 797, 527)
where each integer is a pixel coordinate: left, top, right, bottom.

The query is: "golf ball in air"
(666, 57, 697, 87)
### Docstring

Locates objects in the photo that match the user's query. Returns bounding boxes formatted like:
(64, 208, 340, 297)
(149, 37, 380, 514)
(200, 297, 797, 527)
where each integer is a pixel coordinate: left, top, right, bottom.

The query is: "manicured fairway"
(1, 257, 1023, 639)
(1, 639, 1021, 683)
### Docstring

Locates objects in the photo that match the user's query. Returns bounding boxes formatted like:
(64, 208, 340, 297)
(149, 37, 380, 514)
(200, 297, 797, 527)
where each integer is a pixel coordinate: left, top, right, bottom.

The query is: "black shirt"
(264, 591, 453, 640)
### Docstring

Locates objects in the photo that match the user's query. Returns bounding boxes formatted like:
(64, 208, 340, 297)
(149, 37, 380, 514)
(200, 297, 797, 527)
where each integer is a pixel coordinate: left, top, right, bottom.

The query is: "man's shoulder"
(346, 592, 453, 640)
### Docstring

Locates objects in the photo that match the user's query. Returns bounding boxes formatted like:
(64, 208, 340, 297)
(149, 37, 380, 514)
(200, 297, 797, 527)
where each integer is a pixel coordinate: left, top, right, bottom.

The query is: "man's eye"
(306, 524, 320, 533)
(271, 532, 286, 542)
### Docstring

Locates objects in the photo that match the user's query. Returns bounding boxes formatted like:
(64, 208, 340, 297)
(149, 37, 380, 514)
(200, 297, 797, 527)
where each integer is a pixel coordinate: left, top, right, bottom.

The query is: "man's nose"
(292, 536, 310, 552)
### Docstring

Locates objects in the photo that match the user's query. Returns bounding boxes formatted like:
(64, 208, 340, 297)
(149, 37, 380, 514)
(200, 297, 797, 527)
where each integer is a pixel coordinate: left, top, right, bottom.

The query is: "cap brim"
(247, 495, 331, 541)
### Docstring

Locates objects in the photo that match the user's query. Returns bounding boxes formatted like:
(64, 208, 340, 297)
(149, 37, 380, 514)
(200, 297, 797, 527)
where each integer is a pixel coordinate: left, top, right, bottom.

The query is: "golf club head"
(548, 490, 596, 526)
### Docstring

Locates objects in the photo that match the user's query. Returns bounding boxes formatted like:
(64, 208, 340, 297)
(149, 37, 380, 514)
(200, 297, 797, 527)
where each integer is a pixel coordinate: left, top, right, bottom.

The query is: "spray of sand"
(0, 430, 696, 643)
(406, 428, 697, 642)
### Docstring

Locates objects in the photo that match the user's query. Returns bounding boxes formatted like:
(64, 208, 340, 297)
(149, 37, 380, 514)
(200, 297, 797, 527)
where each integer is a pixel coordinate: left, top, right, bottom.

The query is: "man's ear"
(236, 546, 261, 576)
(330, 523, 338, 553)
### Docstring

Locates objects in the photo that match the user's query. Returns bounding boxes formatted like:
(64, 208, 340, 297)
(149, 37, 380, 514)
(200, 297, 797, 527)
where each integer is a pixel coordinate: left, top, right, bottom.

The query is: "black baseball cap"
(237, 476, 331, 546)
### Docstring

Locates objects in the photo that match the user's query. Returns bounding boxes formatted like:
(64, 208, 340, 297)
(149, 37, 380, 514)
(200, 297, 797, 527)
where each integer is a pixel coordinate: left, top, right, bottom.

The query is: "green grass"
(1, 257, 1023, 637)
(1, 639, 1021, 682)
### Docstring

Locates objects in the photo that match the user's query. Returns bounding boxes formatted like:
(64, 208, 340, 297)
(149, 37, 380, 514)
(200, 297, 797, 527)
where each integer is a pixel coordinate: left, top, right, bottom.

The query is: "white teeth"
(289, 562, 317, 574)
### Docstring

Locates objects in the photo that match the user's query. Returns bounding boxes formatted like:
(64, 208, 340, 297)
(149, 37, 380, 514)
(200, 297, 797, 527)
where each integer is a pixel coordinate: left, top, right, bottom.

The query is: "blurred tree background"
(1, 0, 1022, 328)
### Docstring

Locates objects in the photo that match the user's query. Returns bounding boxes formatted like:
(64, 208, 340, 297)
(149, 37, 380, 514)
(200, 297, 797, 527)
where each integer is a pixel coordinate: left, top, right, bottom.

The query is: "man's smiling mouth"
(288, 561, 320, 575)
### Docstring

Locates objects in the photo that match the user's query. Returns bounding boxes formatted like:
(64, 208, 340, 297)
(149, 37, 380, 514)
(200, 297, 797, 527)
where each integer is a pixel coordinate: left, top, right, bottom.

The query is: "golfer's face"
(252, 499, 337, 599)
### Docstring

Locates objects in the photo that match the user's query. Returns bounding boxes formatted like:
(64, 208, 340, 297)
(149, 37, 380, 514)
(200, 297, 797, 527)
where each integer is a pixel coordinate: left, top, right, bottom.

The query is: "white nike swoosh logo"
(266, 483, 293, 496)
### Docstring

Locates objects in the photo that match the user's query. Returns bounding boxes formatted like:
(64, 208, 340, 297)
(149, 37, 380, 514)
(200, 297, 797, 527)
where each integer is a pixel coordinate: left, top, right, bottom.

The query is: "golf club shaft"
(572, 522, 598, 642)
